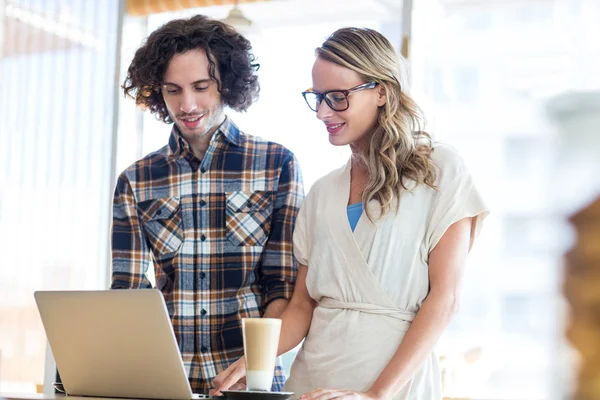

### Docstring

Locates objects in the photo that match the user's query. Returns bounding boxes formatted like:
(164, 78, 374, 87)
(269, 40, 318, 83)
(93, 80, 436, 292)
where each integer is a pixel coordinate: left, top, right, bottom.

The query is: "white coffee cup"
(242, 318, 281, 391)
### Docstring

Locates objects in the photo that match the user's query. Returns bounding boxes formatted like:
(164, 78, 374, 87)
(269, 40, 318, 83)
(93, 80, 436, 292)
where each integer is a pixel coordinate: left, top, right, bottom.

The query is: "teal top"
(347, 202, 364, 232)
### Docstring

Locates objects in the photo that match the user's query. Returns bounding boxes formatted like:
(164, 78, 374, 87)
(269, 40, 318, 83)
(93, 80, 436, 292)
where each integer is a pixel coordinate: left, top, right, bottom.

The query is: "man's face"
(161, 49, 225, 144)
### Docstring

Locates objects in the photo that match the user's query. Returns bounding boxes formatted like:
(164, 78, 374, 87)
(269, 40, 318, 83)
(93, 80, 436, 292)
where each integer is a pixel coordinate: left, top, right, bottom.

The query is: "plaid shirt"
(111, 117, 304, 393)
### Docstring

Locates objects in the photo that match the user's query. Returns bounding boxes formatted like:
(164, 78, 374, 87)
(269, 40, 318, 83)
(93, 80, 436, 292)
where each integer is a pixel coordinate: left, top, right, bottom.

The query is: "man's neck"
(188, 135, 212, 160)
(186, 115, 226, 160)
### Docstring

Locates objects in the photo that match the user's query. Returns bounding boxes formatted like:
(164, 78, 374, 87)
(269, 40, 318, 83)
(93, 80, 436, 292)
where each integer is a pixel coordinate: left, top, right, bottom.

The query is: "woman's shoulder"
(430, 141, 469, 179)
(309, 160, 348, 192)
(302, 160, 348, 206)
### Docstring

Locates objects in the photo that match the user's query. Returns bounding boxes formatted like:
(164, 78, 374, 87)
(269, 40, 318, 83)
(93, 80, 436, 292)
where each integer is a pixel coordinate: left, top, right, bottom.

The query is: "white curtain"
(0, 0, 122, 392)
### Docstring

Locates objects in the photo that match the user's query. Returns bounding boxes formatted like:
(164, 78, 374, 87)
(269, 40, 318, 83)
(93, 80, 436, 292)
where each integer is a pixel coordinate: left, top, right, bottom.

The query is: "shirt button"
(201, 346, 208, 353)
(200, 167, 207, 174)
(199, 199, 207, 206)
(201, 234, 207, 242)
(246, 200, 252, 207)
(156, 209, 162, 216)
(200, 272, 206, 279)
(201, 309, 207, 316)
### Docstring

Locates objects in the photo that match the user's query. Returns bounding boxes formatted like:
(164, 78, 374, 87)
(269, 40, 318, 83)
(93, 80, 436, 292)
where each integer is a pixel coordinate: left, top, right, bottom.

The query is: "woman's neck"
(349, 157, 369, 205)
(350, 136, 369, 155)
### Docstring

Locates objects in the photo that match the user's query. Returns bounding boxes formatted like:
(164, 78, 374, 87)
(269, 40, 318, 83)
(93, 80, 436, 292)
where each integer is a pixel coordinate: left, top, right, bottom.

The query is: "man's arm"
(260, 153, 304, 315)
(111, 173, 152, 289)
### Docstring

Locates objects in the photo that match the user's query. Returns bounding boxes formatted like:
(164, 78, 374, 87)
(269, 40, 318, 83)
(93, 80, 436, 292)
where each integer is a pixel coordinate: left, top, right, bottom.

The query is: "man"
(111, 15, 304, 393)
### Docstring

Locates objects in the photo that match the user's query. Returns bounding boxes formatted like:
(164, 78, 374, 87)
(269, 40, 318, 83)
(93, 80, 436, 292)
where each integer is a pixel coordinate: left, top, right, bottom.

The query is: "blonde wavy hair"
(317, 27, 437, 220)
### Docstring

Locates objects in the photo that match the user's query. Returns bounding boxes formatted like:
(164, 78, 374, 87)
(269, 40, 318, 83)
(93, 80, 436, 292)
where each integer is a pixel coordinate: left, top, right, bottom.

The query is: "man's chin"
(177, 124, 209, 139)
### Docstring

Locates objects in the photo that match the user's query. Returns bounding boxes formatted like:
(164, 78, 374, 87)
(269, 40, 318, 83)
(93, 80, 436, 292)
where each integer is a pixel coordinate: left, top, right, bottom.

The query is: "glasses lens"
(303, 92, 320, 111)
(324, 92, 349, 111)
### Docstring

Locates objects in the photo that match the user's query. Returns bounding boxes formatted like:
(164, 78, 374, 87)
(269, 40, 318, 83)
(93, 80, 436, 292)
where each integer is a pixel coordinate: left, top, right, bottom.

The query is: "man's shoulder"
(238, 131, 296, 163)
(118, 144, 173, 183)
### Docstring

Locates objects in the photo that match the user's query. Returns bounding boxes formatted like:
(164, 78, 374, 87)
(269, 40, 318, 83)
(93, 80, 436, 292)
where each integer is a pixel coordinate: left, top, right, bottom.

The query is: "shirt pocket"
(138, 197, 184, 257)
(225, 191, 272, 247)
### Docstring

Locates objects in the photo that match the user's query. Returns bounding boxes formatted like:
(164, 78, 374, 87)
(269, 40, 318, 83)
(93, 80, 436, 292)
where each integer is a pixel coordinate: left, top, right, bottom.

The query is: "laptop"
(34, 289, 212, 400)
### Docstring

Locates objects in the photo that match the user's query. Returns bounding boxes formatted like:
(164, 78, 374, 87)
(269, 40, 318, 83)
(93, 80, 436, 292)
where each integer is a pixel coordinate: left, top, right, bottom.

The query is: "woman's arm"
(277, 265, 317, 354)
(367, 217, 471, 398)
(211, 265, 316, 395)
(301, 217, 472, 400)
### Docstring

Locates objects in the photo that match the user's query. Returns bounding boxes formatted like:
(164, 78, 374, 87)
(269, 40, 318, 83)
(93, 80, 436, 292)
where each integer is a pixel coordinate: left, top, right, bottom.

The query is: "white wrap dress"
(284, 144, 489, 399)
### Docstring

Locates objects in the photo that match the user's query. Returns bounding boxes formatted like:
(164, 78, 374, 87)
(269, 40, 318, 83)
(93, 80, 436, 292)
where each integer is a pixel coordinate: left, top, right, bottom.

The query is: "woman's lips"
(326, 122, 345, 134)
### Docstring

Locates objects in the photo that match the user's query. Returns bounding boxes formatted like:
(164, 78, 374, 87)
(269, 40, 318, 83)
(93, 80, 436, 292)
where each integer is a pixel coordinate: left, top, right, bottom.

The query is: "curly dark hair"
(122, 15, 260, 122)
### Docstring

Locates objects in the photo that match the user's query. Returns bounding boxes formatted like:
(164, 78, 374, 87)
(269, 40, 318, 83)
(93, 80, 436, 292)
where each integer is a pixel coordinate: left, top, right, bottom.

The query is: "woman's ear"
(377, 84, 387, 107)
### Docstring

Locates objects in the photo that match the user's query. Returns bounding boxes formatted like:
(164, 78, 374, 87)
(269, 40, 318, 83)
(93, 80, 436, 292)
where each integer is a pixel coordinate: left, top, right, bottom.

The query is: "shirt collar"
(217, 116, 242, 147)
(167, 115, 242, 157)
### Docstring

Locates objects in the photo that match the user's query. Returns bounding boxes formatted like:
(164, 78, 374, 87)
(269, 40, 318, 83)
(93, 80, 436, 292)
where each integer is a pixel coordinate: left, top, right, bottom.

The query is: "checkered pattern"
(110, 117, 304, 393)
(225, 191, 273, 246)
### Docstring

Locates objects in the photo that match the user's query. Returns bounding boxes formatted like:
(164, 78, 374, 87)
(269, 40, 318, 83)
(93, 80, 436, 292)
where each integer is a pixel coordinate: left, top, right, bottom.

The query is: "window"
(0, 0, 121, 392)
(412, 0, 600, 398)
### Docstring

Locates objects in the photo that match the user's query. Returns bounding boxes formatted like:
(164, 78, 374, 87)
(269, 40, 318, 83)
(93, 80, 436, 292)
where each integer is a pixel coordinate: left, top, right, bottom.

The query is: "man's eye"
(195, 86, 209, 92)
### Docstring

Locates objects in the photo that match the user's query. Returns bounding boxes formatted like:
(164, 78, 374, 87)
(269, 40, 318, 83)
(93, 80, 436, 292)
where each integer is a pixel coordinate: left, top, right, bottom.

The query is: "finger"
(219, 367, 245, 390)
(230, 382, 246, 391)
(324, 391, 356, 400)
(212, 365, 246, 395)
(210, 371, 233, 395)
(319, 390, 356, 400)
(211, 360, 243, 394)
(212, 364, 235, 387)
(300, 388, 327, 399)
(301, 389, 346, 400)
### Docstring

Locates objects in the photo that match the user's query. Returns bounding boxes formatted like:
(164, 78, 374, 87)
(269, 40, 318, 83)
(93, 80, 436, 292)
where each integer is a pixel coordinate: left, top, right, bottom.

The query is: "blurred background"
(1, 0, 600, 399)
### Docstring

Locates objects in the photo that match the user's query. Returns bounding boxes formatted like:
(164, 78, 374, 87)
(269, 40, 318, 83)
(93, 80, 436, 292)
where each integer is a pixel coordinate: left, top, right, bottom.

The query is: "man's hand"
(299, 389, 380, 400)
(210, 358, 247, 396)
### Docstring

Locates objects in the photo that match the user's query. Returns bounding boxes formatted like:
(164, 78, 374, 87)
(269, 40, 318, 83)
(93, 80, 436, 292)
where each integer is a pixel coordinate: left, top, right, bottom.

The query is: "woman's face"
(310, 57, 385, 150)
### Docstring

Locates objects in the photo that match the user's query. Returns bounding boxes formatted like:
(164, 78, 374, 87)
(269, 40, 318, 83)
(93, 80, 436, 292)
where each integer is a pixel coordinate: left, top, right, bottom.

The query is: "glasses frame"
(302, 81, 379, 112)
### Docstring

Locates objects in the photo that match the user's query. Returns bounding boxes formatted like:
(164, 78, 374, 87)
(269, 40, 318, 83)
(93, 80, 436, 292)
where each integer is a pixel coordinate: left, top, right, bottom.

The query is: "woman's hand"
(300, 388, 380, 400)
(210, 358, 247, 396)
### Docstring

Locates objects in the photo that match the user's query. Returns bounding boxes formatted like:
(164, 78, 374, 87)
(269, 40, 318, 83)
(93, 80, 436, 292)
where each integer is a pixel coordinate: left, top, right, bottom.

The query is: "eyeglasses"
(302, 82, 379, 112)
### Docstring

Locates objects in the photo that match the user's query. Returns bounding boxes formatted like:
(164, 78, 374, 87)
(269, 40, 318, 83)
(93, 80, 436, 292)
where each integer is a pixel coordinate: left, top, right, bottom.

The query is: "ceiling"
(1, 0, 403, 57)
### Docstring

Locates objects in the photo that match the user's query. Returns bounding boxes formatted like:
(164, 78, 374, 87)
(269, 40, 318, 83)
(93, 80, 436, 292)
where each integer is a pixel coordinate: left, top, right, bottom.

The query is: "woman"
(212, 27, 488, 400)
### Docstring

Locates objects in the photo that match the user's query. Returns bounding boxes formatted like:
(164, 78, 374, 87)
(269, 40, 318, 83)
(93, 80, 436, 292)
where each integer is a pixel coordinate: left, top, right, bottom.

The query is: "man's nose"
(180, 90, 197, 114)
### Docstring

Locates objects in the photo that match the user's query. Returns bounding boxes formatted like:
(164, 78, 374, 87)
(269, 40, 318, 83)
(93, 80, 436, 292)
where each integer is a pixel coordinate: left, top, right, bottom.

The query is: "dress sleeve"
(426, 146, 489, 253)
(292, 190, 312, 266)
